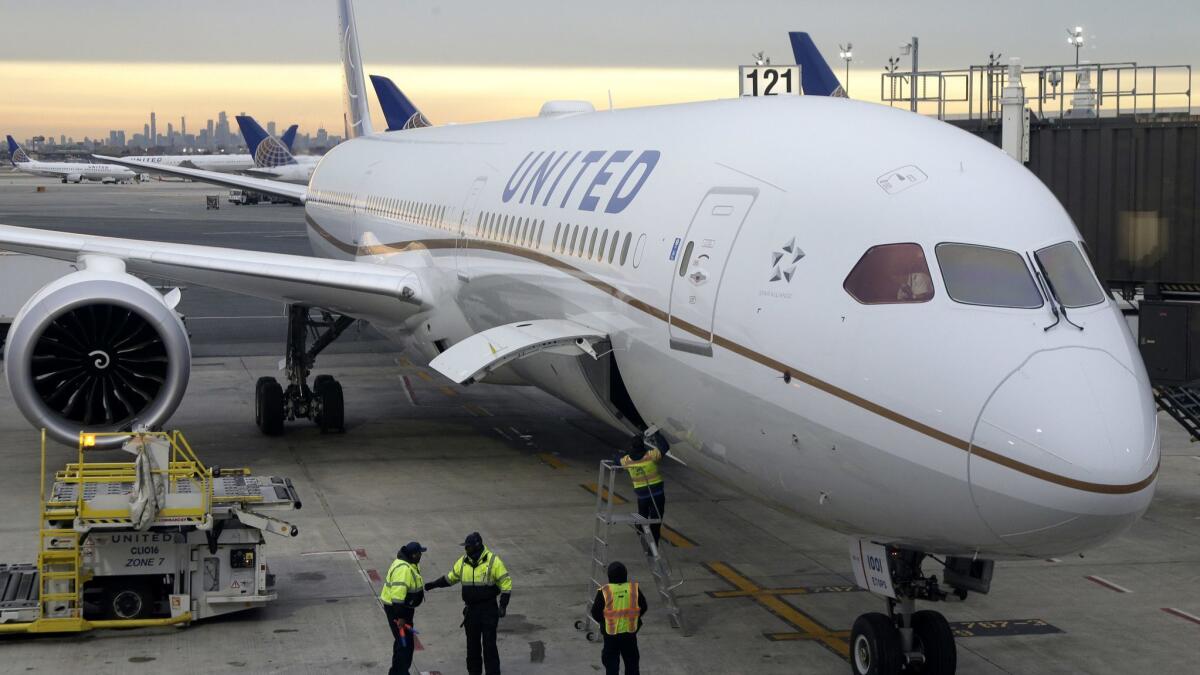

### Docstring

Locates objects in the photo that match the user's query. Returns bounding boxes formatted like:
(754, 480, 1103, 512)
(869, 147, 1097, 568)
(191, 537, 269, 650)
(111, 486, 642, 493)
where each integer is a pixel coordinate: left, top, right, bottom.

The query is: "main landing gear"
(849, 546, 993, 675)
(255, 304, 355, 436)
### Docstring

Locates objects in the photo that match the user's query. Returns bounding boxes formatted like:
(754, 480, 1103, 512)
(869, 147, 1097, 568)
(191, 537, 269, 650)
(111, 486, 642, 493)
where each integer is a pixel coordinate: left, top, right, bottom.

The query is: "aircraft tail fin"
(338, 0, 374, 138)
(369, 75, 432, 131)
(788, 32, 846, 97)
(236, 115, 298, 168)
(280, 124, 299, 151)
(6, 135, 31, 165)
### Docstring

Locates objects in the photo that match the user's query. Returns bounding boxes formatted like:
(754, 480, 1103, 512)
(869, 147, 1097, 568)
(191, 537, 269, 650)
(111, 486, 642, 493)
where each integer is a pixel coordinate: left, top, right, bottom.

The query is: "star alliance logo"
(769, 238, 805, 283)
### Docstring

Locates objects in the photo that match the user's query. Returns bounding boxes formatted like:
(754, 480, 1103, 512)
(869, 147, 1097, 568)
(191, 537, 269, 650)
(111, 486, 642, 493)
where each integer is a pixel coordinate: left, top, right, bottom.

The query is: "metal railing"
(881, 62, 1192, 121)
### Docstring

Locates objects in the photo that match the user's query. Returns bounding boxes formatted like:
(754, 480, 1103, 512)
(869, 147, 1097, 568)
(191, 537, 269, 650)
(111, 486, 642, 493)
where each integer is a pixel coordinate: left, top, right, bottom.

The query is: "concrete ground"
(0, 177, 1198, 674)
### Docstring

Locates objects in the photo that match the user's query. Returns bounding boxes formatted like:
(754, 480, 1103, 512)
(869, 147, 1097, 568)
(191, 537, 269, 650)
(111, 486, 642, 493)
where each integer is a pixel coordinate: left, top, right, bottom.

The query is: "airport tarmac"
(0, 176, 1197, 674)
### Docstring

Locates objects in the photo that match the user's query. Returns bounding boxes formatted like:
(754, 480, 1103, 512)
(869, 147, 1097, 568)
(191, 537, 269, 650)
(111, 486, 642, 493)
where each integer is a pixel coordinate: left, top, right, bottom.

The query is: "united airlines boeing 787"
(0, 4, 1157, 672)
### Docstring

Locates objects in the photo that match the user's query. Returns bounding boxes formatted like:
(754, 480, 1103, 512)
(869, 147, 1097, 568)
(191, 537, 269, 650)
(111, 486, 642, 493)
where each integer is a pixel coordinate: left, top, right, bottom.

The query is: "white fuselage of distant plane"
(13, 159, 137, 183)
(122, 154, 255, 174)
(293, 95, 1158, 561)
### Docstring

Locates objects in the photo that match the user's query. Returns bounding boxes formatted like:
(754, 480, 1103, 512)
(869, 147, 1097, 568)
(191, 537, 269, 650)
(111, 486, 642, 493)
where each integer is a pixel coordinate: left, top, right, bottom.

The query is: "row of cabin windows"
(551, 222, 633, 266)
(313, 192, 639, 269)
(310, 189, 450, 231)
(475, 211, 546, 249)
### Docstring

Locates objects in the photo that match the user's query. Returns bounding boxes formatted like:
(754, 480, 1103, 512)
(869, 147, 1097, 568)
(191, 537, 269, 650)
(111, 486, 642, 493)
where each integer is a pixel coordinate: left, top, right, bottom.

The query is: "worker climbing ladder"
(575, 459, 686, 640)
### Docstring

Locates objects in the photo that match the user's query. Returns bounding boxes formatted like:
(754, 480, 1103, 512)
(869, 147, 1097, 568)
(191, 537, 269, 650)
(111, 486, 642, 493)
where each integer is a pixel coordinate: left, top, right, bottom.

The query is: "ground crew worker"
(424, 532, 512, 675)
(621, 436, 666, 545)
(380, 541, 427, 675)
(590, 561, 648, 675)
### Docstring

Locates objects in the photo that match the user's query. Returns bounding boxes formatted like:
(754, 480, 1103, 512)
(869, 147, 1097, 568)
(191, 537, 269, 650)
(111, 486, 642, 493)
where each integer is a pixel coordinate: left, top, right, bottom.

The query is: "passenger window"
(570, 225, 580, 254)
(1035, 242, 1105, 307)
(537, 221, 545, 248)
(677, 241, 695, 277)
(553, 223, 562, 250)
(843, 243, 934, 304)
(598, 230, 609, 260)
(579, 227, 589, 256)
(588, 228, 598, 259)
(936, 243, 1042, 308)
(620, 232, 632, 265)
(609, 230, 620, 263)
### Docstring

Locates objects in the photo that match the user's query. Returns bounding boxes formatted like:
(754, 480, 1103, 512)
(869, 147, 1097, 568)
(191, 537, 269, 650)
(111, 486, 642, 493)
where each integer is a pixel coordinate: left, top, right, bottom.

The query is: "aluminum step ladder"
(576, 459, 686, 640)
(1154, 385, 1200, 442)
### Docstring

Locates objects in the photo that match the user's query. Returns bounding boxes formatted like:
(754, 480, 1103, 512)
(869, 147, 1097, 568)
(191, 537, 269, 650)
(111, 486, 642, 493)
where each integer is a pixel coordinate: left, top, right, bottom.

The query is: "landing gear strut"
(850, 547, 989, 675)
(255, 304, 354, 435)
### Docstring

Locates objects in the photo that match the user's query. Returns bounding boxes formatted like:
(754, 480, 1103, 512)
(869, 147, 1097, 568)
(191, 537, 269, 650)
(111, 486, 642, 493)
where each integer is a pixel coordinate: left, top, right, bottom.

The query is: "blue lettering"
(604, 150, 660, 214)
(520, 151, 566, 204)
(579, 150, 631, 212)
(543, 150, 580, 206)
(559, 150, 606, 208)
(502, 151, 539, 203)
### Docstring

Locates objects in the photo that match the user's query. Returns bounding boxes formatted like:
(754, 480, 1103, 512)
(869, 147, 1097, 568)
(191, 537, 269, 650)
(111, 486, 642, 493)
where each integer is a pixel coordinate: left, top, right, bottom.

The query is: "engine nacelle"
(3, 256, 190, 448)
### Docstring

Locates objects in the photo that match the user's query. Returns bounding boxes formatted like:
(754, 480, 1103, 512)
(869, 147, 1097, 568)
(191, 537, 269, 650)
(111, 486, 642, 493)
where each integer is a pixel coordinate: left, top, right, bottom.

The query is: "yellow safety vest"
(602, 582, 641, 634)
(446, 549, 512, 604)
(621, 449, 663, 491)
(380, 559, 423, 605)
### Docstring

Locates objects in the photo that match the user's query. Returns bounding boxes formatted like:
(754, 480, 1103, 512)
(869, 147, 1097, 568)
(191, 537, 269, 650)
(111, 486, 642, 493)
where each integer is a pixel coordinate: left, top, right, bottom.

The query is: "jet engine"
(3, 256, 190, 448)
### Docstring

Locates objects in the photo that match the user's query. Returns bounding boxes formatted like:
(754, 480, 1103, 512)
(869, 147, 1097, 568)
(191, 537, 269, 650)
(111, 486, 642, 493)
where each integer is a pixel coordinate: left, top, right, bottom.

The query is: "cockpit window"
(935, 243, 1043, 309)
(843, 243, 934, 304)
(1035, 242, 1105, 308)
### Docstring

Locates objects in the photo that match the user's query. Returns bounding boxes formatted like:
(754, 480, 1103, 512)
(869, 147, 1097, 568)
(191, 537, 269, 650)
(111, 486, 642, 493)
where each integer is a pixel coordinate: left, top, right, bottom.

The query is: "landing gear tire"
(314, 374, 334, 389)
(850, 612, 901, 675)
(256, 377, 285, 436)
(108, 586, 151, 620)
(910, 610, 956, 674)
(585, 631, 598, 643)
(313, 377, 344, 433)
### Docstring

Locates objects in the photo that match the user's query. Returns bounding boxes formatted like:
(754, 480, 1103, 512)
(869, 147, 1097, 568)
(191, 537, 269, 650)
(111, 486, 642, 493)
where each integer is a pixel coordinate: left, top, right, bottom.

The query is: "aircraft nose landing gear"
(848, 543, 992, 675)
(255, 304, 354, 435)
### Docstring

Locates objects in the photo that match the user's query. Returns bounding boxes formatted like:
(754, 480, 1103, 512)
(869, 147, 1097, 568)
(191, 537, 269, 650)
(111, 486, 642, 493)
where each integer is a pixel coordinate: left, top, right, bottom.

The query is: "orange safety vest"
(622, 450, 663, 491)
(601, 582, 641, 634)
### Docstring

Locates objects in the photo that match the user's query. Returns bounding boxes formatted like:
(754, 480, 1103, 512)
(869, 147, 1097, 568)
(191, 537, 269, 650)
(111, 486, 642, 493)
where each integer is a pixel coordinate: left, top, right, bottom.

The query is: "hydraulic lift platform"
(0, 430, 301, 634)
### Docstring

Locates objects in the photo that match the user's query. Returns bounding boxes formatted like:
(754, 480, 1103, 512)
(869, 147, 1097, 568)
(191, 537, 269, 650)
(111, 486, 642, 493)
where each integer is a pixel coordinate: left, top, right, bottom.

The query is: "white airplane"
(1, 3, 1158, 672)
(236, 115, 318, 184)
(7, 136, 138, 184)
(110, 124, 299, 175)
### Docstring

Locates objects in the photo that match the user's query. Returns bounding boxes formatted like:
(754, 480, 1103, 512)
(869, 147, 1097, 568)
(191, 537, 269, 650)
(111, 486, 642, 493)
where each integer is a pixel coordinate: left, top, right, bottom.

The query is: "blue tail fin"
(236, 115, 297, 168)
(788, 32, 846, 97)
(6, 135, 31, 165)
(370, 75, 432, 131)
(280, 124, 299, 151)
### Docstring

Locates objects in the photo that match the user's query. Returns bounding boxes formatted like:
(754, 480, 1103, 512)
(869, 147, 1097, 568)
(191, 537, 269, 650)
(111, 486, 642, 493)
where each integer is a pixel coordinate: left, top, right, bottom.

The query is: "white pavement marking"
(1085, 575, 1133, 593)
(1162, 607, 1200, 626)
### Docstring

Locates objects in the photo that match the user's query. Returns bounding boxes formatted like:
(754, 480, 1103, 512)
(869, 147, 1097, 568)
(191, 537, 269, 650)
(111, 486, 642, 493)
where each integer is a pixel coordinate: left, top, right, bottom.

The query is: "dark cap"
(400, 541, 427, 556)
(461, 532, 483, 548)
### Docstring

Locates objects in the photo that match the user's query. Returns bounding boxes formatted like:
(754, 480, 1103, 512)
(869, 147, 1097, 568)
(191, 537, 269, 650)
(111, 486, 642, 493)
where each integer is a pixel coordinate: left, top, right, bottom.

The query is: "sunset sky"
(2, 0, 1196, 140)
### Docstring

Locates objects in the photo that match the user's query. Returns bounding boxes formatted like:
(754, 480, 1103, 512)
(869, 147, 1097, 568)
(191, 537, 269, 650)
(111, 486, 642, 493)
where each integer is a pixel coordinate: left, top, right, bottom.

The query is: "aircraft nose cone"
(968, 348, 1159, 556)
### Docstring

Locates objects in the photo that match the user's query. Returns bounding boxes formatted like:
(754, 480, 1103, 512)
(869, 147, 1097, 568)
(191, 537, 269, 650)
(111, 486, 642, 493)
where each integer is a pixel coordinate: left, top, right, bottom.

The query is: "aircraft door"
(456, 177, 487, 276)
(668, 188, 757, 355)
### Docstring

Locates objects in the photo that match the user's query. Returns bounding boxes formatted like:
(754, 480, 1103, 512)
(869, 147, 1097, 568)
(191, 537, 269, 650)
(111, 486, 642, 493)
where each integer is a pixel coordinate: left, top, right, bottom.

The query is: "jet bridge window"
(935, 243, 1043, 308)
(843, 243, 934, 304)
(1035, 241, 1105, 308)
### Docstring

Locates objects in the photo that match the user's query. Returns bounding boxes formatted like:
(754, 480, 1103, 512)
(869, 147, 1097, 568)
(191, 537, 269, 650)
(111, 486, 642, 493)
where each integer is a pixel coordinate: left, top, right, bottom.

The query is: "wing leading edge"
(0, 223, 428, 326)
(92, 154, 308, 204)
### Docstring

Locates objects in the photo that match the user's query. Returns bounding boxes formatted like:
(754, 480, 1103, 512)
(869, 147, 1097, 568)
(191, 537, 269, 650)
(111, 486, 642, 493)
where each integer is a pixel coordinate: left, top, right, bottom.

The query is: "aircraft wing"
(93, 154, 307, 204)
(0, 223, 426, 324)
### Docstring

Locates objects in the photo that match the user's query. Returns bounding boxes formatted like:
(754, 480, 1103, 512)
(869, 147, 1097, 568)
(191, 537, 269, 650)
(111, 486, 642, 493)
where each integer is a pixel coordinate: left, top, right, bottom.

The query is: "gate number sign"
(739, 65, 802, 97)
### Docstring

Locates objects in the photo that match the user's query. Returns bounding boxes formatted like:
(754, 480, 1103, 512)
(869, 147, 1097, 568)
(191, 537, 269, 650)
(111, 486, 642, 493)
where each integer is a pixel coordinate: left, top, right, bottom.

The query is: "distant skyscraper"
(206, 119, 214, 148)
(267, 121, 277, 137)
(143, 124, 150, 146)
(216, 111, 229, 146)
(167, 122, 175, 146)
(181, 116, 186, 137)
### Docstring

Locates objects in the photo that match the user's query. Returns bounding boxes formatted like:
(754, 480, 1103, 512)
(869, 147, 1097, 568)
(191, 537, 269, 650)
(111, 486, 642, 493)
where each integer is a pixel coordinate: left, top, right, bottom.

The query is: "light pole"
(838, 43, 853, 96)
(1066, 26, 1084, 66)
(901, 37, 919, 112)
